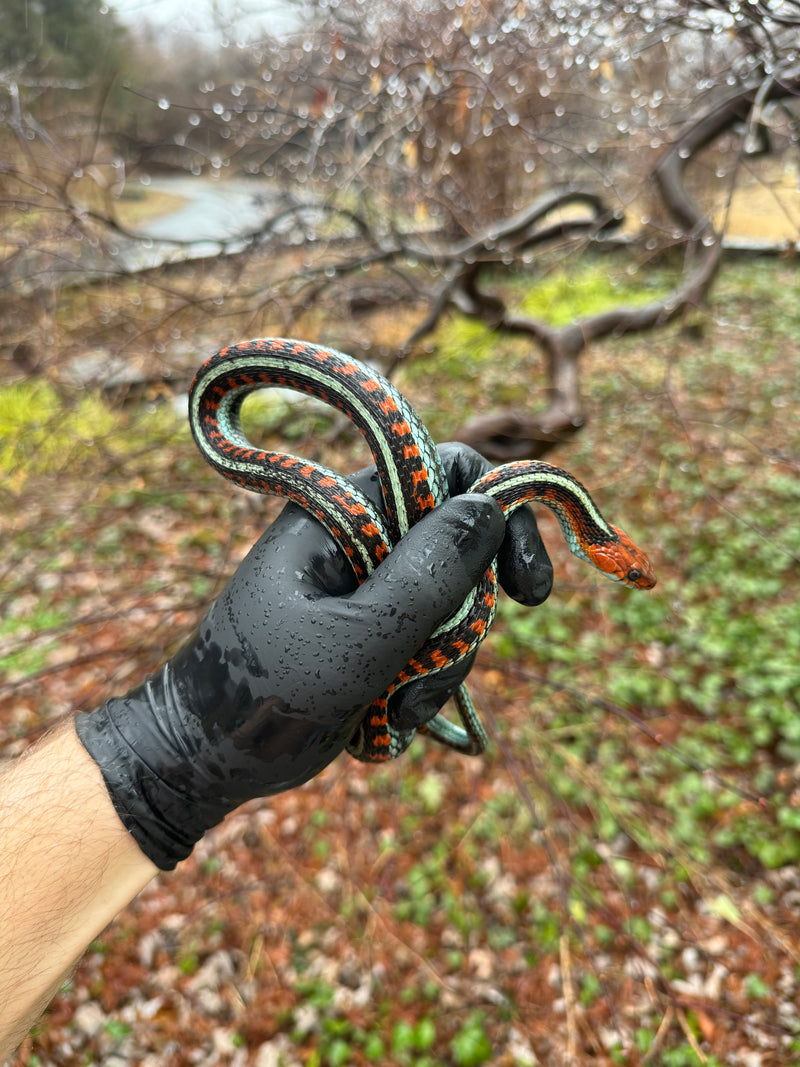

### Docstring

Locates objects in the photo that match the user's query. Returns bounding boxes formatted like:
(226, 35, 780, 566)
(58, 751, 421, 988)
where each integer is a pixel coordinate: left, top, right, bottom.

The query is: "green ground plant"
(3, 255, 800, 1064)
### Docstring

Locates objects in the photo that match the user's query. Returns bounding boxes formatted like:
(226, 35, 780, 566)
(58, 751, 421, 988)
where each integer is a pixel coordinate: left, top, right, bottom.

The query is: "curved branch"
(384, 189, 620, 375)
(404, 188, 622, 264)
(654, 64, 800, 234)
(445, 68, 800, 460)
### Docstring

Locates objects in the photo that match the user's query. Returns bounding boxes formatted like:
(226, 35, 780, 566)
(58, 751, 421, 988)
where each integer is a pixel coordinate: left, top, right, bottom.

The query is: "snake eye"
(627, 568, 641, 584)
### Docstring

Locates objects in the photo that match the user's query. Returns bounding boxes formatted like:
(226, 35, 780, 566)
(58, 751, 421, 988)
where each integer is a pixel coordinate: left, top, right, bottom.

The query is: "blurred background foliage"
(2, 1, 800, 1064)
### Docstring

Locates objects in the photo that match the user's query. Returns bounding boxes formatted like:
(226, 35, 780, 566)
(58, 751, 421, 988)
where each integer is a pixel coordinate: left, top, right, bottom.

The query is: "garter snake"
(190, 337, 656, 762)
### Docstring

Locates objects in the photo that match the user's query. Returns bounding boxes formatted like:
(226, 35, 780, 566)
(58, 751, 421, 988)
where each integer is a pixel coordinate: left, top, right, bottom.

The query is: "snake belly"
(189, 337, 656, 763)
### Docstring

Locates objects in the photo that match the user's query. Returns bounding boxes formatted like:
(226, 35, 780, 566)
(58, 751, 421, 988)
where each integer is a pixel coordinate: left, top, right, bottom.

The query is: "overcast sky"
(109, 0, 299, 46)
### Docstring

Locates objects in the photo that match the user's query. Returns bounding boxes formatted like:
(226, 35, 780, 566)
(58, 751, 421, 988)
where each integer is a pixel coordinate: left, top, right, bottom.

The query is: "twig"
(642, 1004, 675, 1064)
(676, 1007, 707, 1063)
(559, 934, 579, 1064)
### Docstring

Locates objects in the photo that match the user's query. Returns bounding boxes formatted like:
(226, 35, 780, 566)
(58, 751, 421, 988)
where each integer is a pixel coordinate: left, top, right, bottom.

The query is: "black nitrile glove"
(76, 444, 552, 871)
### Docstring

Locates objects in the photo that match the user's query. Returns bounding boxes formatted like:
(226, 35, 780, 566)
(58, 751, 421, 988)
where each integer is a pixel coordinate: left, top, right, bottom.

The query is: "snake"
(189, 337, 656, 762)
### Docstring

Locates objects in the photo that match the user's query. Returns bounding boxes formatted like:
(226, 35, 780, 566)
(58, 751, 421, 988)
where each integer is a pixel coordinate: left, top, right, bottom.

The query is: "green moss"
(0, 380, 181, 488)
(516, 262, 672, 326)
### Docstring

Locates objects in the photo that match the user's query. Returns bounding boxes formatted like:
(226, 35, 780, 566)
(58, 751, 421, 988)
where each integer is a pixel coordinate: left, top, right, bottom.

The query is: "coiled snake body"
(190, 338, 656, 762)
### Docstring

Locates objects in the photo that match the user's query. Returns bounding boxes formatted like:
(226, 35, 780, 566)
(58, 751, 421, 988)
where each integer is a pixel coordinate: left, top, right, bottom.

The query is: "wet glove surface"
(76, 444, 552, 870)
(349, 443, 554, 729)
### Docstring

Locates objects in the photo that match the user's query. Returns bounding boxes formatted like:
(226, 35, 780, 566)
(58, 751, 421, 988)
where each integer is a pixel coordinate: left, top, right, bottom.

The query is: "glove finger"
(437, 442, 553, 606)
(496, 508, 553, 606)
(436, 440, 494, 495)
(388, 653, 476, 731)
(345, 494, 504, 683)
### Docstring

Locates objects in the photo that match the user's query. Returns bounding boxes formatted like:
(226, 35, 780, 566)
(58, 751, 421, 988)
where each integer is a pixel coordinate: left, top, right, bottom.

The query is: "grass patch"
(0, 381, 119, 488)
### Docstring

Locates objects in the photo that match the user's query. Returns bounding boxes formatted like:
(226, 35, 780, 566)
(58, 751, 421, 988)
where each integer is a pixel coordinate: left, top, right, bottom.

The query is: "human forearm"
(0, 723, 158, 1061)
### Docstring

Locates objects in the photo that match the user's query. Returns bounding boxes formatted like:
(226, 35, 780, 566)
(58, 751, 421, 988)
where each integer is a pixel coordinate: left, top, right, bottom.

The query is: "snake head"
(587, 525, 657, 589)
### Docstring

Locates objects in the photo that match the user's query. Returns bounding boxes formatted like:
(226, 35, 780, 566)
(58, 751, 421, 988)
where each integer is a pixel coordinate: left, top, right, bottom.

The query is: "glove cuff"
(75, 666, 227, 871)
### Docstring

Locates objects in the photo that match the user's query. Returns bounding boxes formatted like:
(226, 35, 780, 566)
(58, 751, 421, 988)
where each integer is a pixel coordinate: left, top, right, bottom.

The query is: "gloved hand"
(348, 442, 553, 729)
(76, 444, 552, 871)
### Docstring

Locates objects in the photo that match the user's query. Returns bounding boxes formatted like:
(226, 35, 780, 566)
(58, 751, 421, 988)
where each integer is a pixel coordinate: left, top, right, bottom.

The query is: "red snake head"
(586, 525, 657, 589)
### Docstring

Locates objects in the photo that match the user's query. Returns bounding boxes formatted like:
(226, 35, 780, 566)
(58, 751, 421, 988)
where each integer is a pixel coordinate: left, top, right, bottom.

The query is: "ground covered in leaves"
(2, 257, 800, 1066)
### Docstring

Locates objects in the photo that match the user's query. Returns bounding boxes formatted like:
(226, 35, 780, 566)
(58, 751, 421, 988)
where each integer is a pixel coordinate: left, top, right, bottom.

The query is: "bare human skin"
(0, 724, 158, 1061)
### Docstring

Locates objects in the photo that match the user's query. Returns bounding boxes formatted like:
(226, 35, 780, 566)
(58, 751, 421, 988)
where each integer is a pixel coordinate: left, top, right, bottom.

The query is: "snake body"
(190, 337, 656, 762)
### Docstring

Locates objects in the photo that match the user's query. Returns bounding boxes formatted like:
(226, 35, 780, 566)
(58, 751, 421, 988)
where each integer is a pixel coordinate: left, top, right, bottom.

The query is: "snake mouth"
(623, 566, 657, 590)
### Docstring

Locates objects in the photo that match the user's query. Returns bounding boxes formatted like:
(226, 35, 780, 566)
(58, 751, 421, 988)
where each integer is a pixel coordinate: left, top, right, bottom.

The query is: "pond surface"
(130, 175, 285, 245)
(7, 173, 320, 293)
(121, 174, 293, 270)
